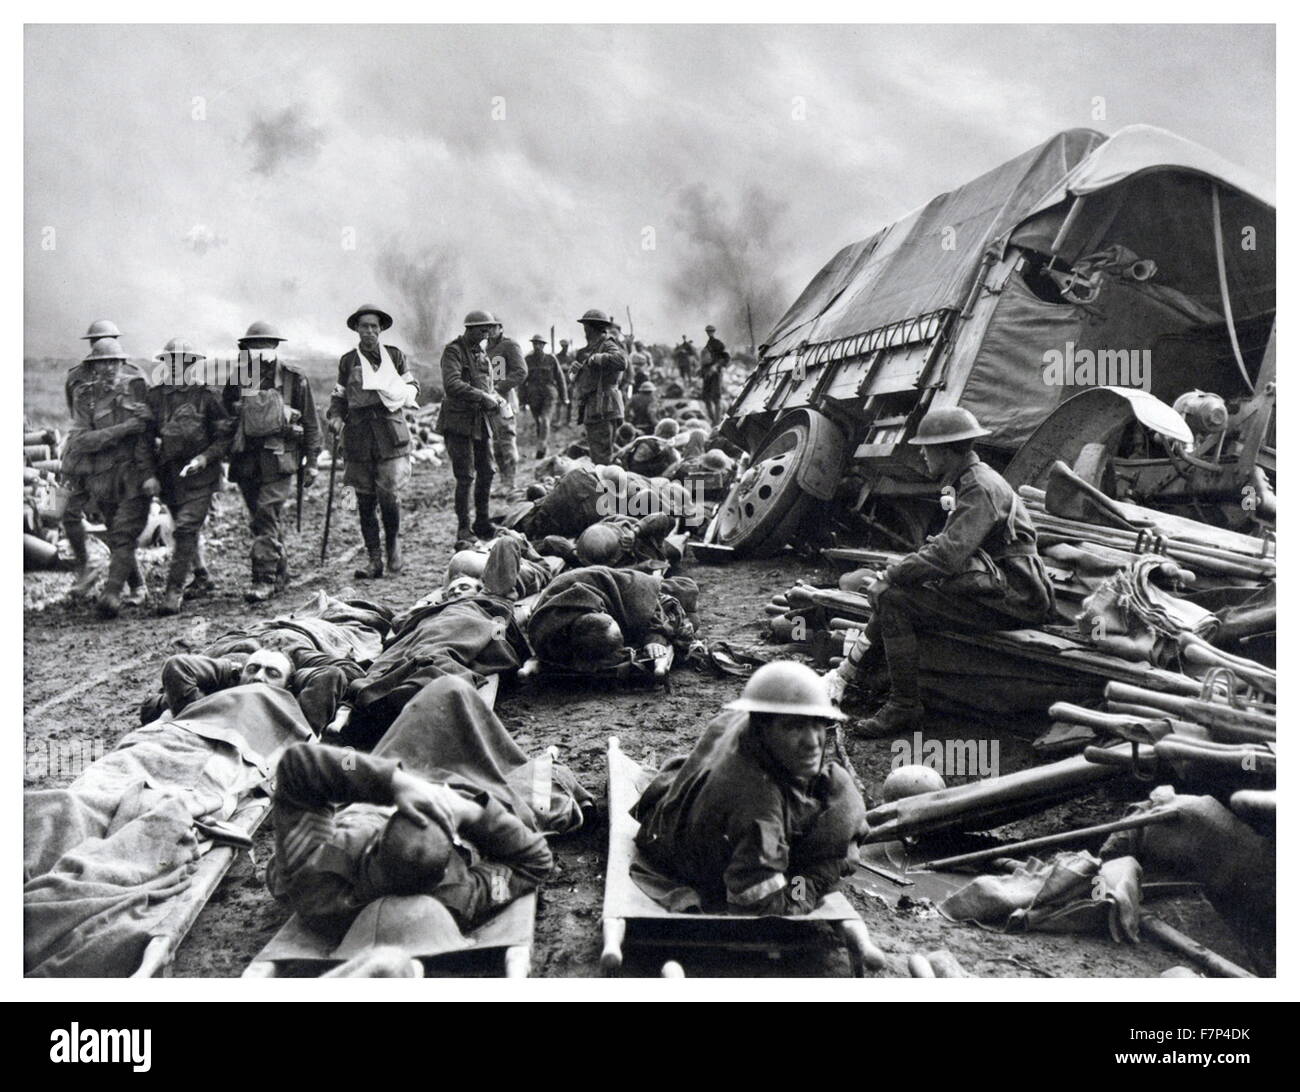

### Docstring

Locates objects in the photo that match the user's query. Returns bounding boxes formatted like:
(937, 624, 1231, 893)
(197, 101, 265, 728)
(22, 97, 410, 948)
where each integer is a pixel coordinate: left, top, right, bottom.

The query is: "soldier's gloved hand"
(179, 454, 207, 478)
(329, 416, 344, 436)
(142, 477, 161, 497)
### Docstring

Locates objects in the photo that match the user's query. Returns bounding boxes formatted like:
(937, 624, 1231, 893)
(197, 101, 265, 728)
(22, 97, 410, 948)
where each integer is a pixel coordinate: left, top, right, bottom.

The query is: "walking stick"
(320, 430, 339, 565)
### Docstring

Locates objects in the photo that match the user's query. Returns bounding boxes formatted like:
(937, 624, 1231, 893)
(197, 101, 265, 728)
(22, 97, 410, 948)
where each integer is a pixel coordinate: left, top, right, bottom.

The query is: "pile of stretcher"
(761, 461, 1275, 977)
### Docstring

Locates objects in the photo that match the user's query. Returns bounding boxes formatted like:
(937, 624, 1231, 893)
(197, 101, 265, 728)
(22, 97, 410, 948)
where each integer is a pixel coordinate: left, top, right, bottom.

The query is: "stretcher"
(243, 891, 536, 978)
(601, 736, 884, 977)
(132, 792, 272, 978)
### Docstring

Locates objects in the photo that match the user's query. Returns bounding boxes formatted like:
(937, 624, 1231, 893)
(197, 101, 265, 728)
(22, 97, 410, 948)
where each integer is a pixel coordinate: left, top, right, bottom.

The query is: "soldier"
(146, 338, 234, 615)
(60, 338, 159, 618)
(570, 309, 628, 465)
(223, 321, 320, 603)
(523, 334, 567, 459)
(673, 335, 698, 384)
(700, 324, 730, 424)
(626, 379, 659, 431)
(437, 310, 505, 547)
(824, 407, 1055, 734)
(327, 305, 418, 581)
(555, 338, 576, 426)
(484, 320, 527, 495)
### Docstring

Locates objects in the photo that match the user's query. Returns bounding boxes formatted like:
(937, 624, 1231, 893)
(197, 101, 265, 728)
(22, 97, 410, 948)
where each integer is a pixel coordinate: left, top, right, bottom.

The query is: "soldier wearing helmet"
(327, 305, 419, 581)
(555, 338, 575, 427)
(145, 338, 234, 615)
(437, 310, 505, 546)
(522, 334, 567, 459)
(570, 309, 628, 465)
(825, 406, 1054, 735)
(631, 661, 870, 917)
(673, 336, 698, 384)
(222, 320, 321, 603)
(482, 320, 528, 496)
(60, 338, 160, 618)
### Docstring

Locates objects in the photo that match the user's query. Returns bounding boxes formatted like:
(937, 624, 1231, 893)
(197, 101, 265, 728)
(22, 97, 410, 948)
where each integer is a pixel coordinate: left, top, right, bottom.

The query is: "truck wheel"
(713, 414, 817, 557)
(1072, 442, 1116, 494)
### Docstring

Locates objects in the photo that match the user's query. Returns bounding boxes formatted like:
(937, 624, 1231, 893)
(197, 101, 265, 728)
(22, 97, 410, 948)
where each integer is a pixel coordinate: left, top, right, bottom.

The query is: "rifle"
(295, 453, 305, 532)
(320, 429, 339, 564)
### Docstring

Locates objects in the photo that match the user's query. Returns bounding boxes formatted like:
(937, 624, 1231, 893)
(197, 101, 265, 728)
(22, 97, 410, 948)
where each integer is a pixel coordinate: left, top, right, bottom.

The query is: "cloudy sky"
(24, 23, 1275, 360)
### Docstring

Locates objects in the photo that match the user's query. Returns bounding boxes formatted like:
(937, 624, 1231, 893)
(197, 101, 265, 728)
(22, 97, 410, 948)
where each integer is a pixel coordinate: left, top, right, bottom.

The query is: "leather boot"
(65, 521, 100, 598)
(157, 587, 184, 616)
(380, 498, 402, 575)
(96, 581, 124, 619)
(860, 698, 925, 738)
(385, 535, 403, 576)
(354, 550, 384, 580)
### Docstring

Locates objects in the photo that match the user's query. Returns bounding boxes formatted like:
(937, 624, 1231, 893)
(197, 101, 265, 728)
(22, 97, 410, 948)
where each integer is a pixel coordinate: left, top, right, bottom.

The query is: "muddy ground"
(23, 414, 1250, 979)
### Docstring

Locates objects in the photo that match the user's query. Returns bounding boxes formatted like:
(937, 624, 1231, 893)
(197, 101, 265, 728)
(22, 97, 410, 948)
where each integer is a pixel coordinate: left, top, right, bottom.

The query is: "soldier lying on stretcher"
(631, 661, 866, 915)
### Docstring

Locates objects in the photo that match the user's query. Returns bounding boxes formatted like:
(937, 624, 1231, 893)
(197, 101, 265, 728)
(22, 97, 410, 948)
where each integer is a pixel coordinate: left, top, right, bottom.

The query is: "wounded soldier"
(631, 661, 865, 915)
(340, 537, 546, 747)
(267, 676, 581, 934)
(525, 565, 697, 675)
(26, 682, 313, 976)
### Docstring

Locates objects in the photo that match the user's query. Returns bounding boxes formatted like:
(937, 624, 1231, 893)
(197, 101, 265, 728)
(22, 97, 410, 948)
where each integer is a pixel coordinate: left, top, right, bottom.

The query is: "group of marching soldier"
(58, 305, 729, 618)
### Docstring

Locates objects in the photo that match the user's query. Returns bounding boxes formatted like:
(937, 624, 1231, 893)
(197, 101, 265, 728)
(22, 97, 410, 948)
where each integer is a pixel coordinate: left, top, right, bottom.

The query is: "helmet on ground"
(347, 305, 394, 331)
(81, 338, 129, 364)
(907, 406, 990, 446)
(81, 319, 122, 341)
(446, 550, 488, 581)
(577, 308, 613, 326)
(882, 765, 947, 802)
(653, 418, 679, 439)
(725, 661, 846, 721)
(238, 320, 286, 344)
(614, 423, 638, 446)
(525, 482, 548, 501)
(576, 522, 623, 566)
(702, 448, 731, 472)
(463, 309, 497, 327)
(155, 337, 205, 363)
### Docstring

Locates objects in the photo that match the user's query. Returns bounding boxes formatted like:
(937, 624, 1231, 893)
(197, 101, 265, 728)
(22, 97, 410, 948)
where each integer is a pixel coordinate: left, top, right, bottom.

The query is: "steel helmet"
(463, 309, 496, 327)
(530, 334, 547, 344)
(577, 308, 613, 326)
(882, 764, 947, 802)
(725, 661, 846, 721)
(238, 320, 286, 344)
(637, 380, 655, 393)
(908, 406, 990, 446)
(705, 324, 716, 333)
(576, 522, 623, 566)
(81, 337, 129, 364)
(614, 422, 638, 446)
(446, 549, 489, 581)
(597, 463, 626, 489)
(347, 304, 393, 331)
(81, 319, 123, 341)
(653, 418, 679, 439)
(702, 448, 731, 472)
(155, 337, 206, 363)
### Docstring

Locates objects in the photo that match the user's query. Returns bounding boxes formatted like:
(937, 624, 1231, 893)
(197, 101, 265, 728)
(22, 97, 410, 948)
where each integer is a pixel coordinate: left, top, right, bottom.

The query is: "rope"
(1211, 184, 1255, 393)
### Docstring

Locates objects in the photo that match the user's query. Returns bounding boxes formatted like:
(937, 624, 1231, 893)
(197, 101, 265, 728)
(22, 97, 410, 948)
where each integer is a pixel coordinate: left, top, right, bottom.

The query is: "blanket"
(24, 686, 310, 976)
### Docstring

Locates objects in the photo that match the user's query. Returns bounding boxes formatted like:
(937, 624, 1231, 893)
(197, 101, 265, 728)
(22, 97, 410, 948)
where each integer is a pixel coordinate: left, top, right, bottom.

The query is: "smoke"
(245, 104, 326, 176)
(376, 244, 460, 354)
(666, 183, 793, 353)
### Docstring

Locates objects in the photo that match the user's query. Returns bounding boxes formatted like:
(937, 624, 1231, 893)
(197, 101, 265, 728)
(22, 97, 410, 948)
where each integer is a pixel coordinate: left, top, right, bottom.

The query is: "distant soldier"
(484, 320, 527, 495)
(146, 338, 233, 615)
(327, 305, 418, 581)
(555, 339, 575, 426)
(60, 338, 159, 618)
(701, 324, 730, 424)
(223, 321, 320, 603)
(571, 309, 627, 465)
(674, 336, 698, 384)
(627, 379, 659, 431)
(523, 334, 567, 459)
(437, 310, 504, 546)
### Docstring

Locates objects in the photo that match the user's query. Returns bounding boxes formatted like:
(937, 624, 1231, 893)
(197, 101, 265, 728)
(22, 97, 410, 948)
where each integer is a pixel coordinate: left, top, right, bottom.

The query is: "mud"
(23, 416, 1249, 979)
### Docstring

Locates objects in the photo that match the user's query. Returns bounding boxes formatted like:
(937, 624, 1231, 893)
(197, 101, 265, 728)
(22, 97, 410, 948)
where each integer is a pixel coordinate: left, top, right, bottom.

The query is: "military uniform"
(522, 346, 567, 454)
(632, 708, 865, 914)
(61, 358, 158, 611)
(485, 335, 527, 492)
(674, 340, 698, 383)
(701, 335, 729, 423)
(327, 343, 415, 572)
(438, 332, 499, 538)
(555, 346, 575, 425)
(856, 451, 1054, 705)
(146, 382, 233, 600)
(223, 358, 320, 591)
(571, 331, 627, 464)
